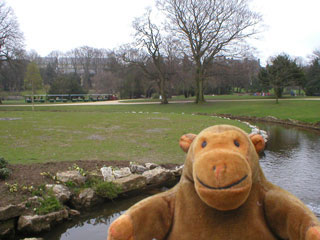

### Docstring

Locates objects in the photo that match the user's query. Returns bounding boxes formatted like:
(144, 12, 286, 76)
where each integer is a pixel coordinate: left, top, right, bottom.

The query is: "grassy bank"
(0, 110, 249, 165)
(121, 94, 316, 103)
(1, 99, 319, 165)
(1, 99, 319, 123)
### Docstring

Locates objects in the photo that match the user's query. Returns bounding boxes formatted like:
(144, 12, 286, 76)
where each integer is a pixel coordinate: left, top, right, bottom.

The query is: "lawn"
(2, 99, 319, 122)
(121, 94, 316, 103)
(0, 110, 250, 165)
(1, 99, 319, 165)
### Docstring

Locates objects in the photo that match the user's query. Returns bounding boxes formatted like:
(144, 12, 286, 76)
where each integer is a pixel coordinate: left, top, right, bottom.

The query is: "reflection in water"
(41, 123, 320, 239)
(255, 122, 320, 215)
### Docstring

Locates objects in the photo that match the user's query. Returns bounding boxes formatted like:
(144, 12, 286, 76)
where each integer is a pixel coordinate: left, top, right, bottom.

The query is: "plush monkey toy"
(108, 125, 320, 240)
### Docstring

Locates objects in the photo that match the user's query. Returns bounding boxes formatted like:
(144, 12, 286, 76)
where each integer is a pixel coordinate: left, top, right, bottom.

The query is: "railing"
(24, 94, 118, 103)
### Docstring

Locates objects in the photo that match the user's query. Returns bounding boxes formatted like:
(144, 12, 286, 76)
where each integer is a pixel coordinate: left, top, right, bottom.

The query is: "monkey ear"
(179, 134, 197, 153)
(249, 134, 266, 154)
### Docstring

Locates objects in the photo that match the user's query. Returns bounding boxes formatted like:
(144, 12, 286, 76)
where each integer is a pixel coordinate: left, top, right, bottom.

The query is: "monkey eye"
(234, 140, 240, 147)
(201, 141, 207, 148)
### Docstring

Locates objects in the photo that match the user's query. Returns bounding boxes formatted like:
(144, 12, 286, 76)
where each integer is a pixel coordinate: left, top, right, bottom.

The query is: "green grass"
(1, 99, 319, 165)
(1, 99, 318, 122)
(36, 194, 62, 215)
(121, 94, 316, 103)
(2, 94, 315, 105)
(94, 181, 122, 199)
(0, 109, 249, 165)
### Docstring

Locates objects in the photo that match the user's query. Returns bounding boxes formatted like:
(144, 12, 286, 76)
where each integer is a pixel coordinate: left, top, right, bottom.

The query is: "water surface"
(255, 122, 320, 216)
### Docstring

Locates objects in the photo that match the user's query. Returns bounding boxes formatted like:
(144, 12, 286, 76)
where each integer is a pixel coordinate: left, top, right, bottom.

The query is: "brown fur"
(108, 125, 320, 240)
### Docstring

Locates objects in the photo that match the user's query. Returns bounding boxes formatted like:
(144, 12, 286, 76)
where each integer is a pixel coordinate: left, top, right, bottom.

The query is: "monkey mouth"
(196, 175, 248, 190)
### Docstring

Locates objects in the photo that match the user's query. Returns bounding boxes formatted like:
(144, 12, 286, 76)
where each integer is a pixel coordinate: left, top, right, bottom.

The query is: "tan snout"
(193, 149, 252, 210)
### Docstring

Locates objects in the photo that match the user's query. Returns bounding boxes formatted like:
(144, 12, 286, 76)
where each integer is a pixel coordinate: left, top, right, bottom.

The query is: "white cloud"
(7, 0, 320, 63)
(8, 0, 154, 55)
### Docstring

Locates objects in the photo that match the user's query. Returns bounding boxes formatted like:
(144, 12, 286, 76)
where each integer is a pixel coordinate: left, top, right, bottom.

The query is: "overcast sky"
(7, 0, 320, 65)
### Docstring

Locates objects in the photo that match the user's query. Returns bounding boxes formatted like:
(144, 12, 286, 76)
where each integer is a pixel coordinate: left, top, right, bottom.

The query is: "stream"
(41, 122, 320, 240)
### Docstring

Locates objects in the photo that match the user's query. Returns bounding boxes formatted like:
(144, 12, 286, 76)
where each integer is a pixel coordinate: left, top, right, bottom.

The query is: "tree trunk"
(31, 78, 35, 111)
(195, 65, 205, 104)
(274, 86, 283, 104)
(158, 77, 168, 104)
(184, 90, 188, 98)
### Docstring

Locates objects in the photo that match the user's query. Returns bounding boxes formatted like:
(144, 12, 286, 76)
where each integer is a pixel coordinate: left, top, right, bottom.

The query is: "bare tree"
(157, 0, 262, 103)
(0, 2, 24, 64)
(132, 10, 169, 104)
(92, 71, 120, 94)
(26, 50, 42, 64)
(309, 48, 320, 61)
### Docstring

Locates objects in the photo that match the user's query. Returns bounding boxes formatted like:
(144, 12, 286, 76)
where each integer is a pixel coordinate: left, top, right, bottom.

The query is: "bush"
(0, 157, 8, 168)
(94, 181, 122, 199)
(0, 157, 11, 180)
(0, 168, 11, 180)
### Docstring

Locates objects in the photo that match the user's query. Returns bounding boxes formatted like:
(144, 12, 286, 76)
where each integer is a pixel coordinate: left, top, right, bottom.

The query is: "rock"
(265, 116, 278, 121)
(68, 209, 80, 217)
(56, 171, 86, 185)
(87, 170, 103, 179)
(288, 118, 300, 124)
(250, 128, 259, 134)
(27, 196, 43, 205)
(20, 238, 44, 240)
(45, 184, 71, 203)
(113, 174, 147, 192)
(171, 165, 184, 176)
(113, 167, 131, 179)
(260, 130, 267, 135)
(100, 167, 115, 182)
(142, 167, 175, 185)
(145, 163, 159, 170)
(0, 203, 25, 221)
(71, 188, 103, 209)
(17, 209, 68, 233)
(129, 163, 147, 174)
(0, 218, 15, 239)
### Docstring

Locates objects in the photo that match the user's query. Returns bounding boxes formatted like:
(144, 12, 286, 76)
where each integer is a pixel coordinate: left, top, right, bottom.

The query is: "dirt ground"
(0, 160, 178, 207)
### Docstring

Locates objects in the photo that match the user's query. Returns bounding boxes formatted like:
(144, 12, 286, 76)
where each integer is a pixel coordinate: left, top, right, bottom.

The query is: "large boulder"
(142, 167, 175, 185)
(0, 203, 25, 221)
(129, 163, 147, 174)
(17, 209, 68, 233)
(71, 188, 103, 209)
(113, 167, 131, 179)
(145, 163, 159, 170)
(100, 167, 115, 182)
(45, 184, 71, 203)
(113, 174, 147, 192)
(56, 171, 86, 185)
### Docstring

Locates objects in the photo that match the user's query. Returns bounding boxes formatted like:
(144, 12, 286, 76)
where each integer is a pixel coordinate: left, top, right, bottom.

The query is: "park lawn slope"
(0, 110, 250, 165)
(1, 99, 319, 123)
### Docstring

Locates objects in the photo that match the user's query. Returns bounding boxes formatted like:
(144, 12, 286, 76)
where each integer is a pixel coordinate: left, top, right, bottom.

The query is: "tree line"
(257, 51, 320, 103)
(0, 45, 261, 97)
(0, 0, 320, 105)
